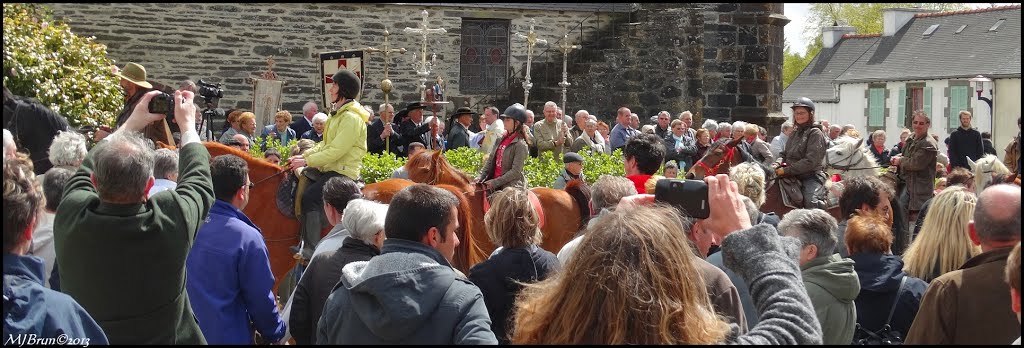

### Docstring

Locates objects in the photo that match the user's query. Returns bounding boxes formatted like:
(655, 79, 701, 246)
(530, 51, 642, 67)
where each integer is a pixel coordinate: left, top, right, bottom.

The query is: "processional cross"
(404, 10, 447, 102)
(366, 29, 406, 151)
(515, 18, 548, 107)
(557, 26, 579, 119)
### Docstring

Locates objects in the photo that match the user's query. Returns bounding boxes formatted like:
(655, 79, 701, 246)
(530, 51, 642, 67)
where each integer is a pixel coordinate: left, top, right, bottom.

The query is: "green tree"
(786, 4, 972, 89)
(3, 3, 122, 128)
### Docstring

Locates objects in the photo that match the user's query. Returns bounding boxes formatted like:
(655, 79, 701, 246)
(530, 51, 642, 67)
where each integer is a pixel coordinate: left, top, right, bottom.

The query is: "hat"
(563, 152, 584, 164)
(451, 107, 476, 119)
(405, 102, 428, 112)
(331, 69, 361, 99)
(113, 62, 152, 89)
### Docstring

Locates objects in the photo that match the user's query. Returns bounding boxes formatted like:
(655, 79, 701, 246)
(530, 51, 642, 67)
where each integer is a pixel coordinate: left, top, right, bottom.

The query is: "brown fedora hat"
(113, 62, 152, 89)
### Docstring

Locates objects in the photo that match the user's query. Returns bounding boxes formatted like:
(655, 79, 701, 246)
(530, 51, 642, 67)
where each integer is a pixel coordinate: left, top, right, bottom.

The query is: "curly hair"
(512, 204, 730, 344)
(485, 187, 543, 248)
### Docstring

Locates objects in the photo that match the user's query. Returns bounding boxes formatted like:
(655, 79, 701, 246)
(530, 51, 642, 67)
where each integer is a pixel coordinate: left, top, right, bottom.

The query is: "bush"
(3, 3, 122, 128)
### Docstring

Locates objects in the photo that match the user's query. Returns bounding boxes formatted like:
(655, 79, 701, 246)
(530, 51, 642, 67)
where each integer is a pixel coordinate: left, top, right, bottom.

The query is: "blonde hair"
(485, 187, 543, 248)
(274, 110, 293, 123)
(902, 186, 980, 281)
(511, 204, 730, 344)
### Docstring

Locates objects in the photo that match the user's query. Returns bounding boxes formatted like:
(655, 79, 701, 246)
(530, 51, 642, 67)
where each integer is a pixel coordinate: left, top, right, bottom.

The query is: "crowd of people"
(3, 60, 1023, 345)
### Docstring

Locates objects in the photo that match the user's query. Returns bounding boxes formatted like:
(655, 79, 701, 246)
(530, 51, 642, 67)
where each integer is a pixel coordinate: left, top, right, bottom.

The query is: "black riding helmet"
(499, 103, 528, 126)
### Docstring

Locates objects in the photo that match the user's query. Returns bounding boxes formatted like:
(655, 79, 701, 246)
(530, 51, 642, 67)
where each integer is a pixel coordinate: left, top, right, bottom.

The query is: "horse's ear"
(967, 156, 977, 170)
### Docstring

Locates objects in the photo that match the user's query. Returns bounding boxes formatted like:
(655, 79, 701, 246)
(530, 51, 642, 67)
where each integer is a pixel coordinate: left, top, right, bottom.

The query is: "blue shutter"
(923, 86, 933, 120)
(898, 87, 907, 127)
(868, 88, 885, 127)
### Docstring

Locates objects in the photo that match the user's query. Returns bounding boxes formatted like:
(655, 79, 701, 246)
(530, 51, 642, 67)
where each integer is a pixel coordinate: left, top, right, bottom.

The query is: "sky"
(784, 3, 1015, 56)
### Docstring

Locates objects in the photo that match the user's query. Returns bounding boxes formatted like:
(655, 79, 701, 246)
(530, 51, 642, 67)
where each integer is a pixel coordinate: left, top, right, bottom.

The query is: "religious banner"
(319, 50, 365, 111)
(252, 78, 285, 128)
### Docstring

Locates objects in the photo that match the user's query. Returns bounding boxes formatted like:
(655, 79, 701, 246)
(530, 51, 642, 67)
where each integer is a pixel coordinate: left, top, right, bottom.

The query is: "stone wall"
(48, 3, 625, 124)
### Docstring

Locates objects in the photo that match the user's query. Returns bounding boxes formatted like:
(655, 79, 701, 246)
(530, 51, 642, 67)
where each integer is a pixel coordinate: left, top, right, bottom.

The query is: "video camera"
(196, 79, 224, 101)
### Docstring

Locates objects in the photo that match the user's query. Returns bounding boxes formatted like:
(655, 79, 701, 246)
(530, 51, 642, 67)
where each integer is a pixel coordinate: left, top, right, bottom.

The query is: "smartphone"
(654, 178, 710, 219)
(147, 92, 175, 120)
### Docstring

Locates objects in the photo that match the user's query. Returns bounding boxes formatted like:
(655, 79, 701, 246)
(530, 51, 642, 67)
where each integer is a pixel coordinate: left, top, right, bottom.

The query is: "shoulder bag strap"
(884, 276, 908, 326)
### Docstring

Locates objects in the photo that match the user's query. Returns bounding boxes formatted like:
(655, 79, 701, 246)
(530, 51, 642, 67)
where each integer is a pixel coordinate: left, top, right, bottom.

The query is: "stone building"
(49, 3, 787, 130)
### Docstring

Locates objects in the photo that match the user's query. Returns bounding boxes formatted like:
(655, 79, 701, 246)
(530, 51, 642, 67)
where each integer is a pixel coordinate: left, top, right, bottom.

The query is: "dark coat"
(53, 142, 214, 344)
(479, 135, 529, 191)
(366, 119, 402, 155)
(446, 121, 472, 151)
(290, 237, 380, 345)
(906, 247, 1020, 344)
(898, 134, 937, 211)
(289, 117, 313, 140)
(2, 96, 69, 174)
(3, 253, 109, 344)
(849, 253, 927, 340)
(468, 246, 560, 344)
(947, 127, 984, 170)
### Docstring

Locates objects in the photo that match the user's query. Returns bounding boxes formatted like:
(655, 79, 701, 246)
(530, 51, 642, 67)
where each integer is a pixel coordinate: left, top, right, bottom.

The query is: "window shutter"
(923, 86, 933, 119)
(868, 88, 885, 127)
(898, 87, 907, 127)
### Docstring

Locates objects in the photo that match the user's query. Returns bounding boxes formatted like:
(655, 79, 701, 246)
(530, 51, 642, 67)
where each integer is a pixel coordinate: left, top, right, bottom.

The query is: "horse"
(203, 141, 325, 292)
(968, 154, 1011, 194)
(364, 150, 590, 270)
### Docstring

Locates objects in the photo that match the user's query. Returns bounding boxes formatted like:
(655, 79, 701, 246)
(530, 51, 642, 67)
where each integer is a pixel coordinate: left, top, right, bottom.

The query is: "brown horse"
(364, 151, 590, 270)
(685, 138, 844, 220)
(203, 142, 328, 291)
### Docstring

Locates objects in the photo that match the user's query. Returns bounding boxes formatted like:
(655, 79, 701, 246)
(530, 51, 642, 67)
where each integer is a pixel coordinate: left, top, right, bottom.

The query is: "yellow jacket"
(304, 100, 369, 179)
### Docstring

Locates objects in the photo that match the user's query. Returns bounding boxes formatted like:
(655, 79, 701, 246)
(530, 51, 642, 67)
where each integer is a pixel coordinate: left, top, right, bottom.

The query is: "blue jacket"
(185, 200, 286, 344)
(3, 253, 108, 345)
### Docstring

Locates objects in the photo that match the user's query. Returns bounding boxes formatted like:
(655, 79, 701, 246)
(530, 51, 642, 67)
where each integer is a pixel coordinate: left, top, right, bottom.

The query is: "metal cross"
(366, 28, 406, 152)
(514, 18, 548, 107)
(557, 26, 579, 118)
(404, 10, 447, 102)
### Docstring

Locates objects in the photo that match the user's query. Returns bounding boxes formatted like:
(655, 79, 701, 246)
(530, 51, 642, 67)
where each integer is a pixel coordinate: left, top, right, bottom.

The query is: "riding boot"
(801, 173, 827, 209)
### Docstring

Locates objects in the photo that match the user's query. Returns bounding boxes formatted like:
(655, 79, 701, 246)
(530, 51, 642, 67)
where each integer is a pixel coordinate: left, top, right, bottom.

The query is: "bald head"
(974, 184, 1022, 244)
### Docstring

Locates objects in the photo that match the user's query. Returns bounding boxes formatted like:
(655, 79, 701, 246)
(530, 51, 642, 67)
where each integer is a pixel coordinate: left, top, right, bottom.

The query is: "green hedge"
(3, 3, 122, 128)
(359, 146, 626, 188)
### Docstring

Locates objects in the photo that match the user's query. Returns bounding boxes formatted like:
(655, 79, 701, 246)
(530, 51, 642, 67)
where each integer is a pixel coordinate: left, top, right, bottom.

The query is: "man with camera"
(95, 62, 173, 147)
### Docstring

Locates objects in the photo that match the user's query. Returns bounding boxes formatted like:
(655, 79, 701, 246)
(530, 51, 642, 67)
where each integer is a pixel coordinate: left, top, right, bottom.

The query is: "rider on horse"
(774, 97, 829, 209)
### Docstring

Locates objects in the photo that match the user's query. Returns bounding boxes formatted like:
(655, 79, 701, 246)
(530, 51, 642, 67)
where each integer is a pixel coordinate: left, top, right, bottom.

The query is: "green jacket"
(54, 142, 214, 344)
(801, 253, 860, 345)
(304, 100, 369, 179)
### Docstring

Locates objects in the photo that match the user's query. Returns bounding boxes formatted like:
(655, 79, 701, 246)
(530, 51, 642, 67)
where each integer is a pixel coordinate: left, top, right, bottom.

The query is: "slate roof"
(784, 5, 1021, 102)
(388, 3, 637, 13)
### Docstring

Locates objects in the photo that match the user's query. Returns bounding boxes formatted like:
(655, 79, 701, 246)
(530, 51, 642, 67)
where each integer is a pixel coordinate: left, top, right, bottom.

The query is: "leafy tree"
(3, 3, 122, 128)
(786, 4, 971, 89)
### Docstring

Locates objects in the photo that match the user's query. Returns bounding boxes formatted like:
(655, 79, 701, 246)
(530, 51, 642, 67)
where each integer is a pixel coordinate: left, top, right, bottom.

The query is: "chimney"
(821, 25, 857, 49)
(882, 8, 936, 36)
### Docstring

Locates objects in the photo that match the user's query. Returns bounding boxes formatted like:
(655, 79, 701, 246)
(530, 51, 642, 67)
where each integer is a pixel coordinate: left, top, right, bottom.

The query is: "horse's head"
(685, 138, 742, 179)
(969, 154, 1011, 194)
(405, 150, 473, 189)
(826, 136, 876, 172)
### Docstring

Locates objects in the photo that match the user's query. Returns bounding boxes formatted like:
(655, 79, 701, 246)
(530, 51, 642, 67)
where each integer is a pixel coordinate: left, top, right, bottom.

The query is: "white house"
(784, 5, 1021, 157)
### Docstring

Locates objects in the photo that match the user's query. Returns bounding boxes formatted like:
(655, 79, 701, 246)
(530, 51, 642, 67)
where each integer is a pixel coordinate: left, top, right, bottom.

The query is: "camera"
(147, 92, 175, 120)
(197, 79, 224, 101)
(654, 178, 710, 219)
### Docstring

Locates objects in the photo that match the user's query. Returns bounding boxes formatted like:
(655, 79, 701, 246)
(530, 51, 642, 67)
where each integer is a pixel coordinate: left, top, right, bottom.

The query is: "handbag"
(853, 276, 908, 345)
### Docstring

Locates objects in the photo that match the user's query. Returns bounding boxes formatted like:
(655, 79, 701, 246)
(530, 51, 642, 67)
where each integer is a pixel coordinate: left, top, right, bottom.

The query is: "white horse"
(826, 136, 880, 180)
(968, 154, 1010, 195)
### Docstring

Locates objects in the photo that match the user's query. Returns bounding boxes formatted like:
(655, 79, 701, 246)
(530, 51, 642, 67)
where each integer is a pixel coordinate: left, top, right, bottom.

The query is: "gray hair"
(92, 131, 154, 202)
(341, 199, 389, 245)
(702, 119, 718, 131)
(740, 196, 760, 226)
(780, 121, 793, 132)
(590, 175, 638, 213)
(312, 112, 328, 124)
(3, 129, 14, 157)
(302, 101, 318, 115)
(153, 148, 179, 180)
(778, 208, 839, 258)
(47, 131, 88, 168)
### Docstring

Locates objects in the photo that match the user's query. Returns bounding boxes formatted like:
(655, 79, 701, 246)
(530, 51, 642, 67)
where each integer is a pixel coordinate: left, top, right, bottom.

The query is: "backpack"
(853, 276, 908, 345)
